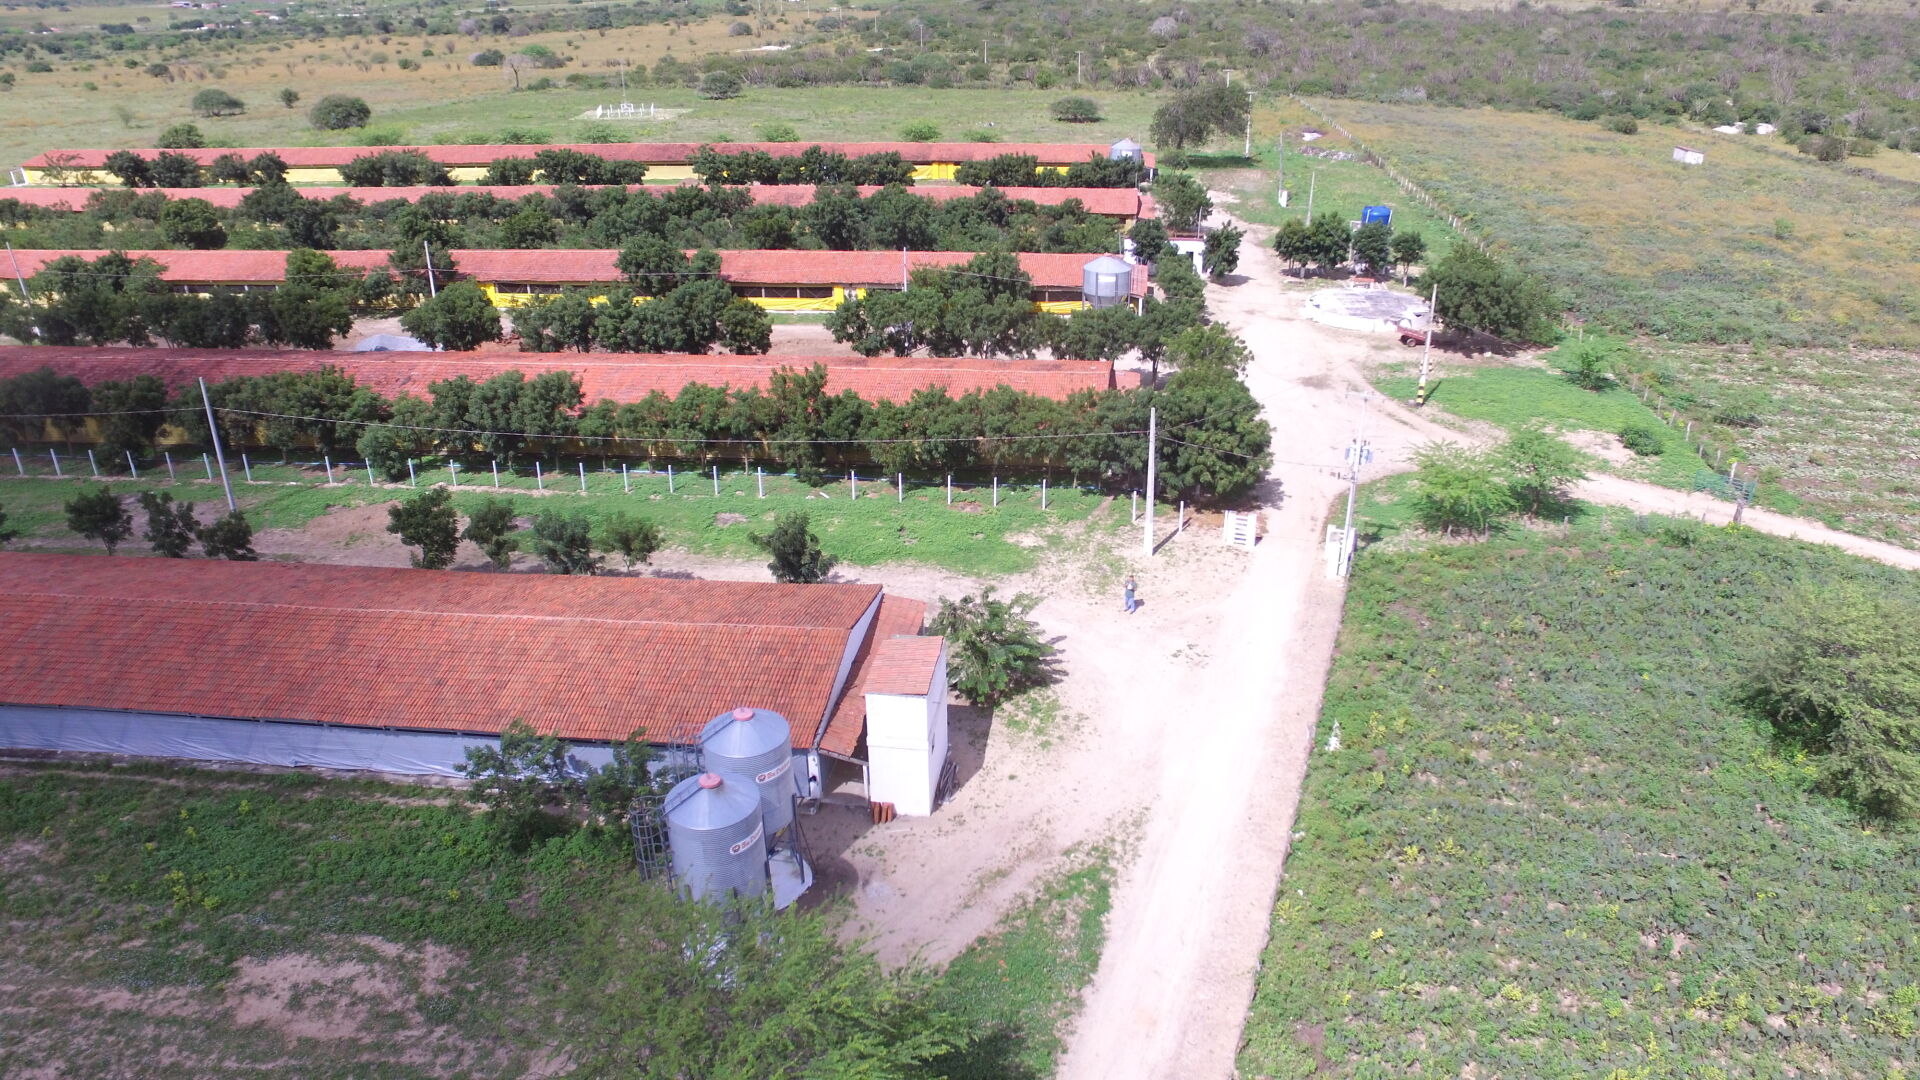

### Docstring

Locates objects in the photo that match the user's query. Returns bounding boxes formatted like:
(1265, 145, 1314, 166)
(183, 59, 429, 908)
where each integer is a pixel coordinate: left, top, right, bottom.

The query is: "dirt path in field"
(1061, 204, 1920, 1080)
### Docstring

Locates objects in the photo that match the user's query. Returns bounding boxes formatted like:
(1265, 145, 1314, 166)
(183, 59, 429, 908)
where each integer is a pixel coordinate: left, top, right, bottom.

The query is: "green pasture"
(0, 457, 1126, 575)
(1240, 513, 1920, 1078)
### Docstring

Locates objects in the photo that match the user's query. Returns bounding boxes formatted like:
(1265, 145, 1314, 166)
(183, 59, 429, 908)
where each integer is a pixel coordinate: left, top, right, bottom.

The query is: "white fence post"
(579, 461, 587, 493)
(1041, 477, 1047, 510)
(849, 470, 856, 500)
(535, 461, 543, 490)
(409, 458, 417, 487)
(324, 455, 333, 484)
(126, 451, 138, 478)
(712, 465, 719, 496)
(9, 448, 19, 475)
(668, 464, 675, 494)
(162, 451, 172, 480)
(946, 474, 952, 505)
(88, 449, 98, 477)
(624, 463, 631, 493)
(992, 476, 999, 507)
(757, 466, 764, 498)
(493, 459, 501, 488)
(366, 462, 375, 487)
(897, 472, 903, 503)
(242, 453, 252, 483)
(49, 450, 62, 478)
(450, 461, 459, 487)
(202, 453, 212, 480)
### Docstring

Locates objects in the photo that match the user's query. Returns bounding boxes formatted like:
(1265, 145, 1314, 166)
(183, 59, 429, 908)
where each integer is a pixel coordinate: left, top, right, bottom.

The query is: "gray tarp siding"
(0, 705, 617, 777)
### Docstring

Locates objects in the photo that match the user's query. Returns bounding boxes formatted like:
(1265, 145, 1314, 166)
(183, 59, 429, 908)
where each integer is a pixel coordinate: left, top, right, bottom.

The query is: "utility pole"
(1244, 91, 1254, 159)
(4, 241, 29, 303)
(199, 377, 237, 513)
(1276, 136, 1287, 207)
(1415, 282, 1439, 405)
(1337, 436, 1369, 577)
(1141, 406, 1157, 559)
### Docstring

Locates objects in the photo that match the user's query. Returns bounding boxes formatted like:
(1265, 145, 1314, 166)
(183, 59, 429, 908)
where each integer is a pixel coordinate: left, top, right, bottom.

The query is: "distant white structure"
(1755, 122, 1777, 136)
(1303, 287, 1430, 334)
(1673, 146, 1705, 166)
(862, 637, 949, 817)
(1713, 124, 1744, 135)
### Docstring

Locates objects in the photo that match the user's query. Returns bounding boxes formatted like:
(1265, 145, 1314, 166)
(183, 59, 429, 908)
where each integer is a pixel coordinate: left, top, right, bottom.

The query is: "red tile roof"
(3, 184, 1150, 218)
(0, 348, 1114, 404)
(864, 636, 946, 697)
(2, 249, 1147, 295)
(817, 597, 928, 759)
(0, 552, 883, 747)
(22, 142, 1153, 169)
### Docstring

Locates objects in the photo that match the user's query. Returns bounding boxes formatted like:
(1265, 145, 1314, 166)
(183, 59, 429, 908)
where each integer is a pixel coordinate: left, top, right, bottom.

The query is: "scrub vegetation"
(1240, 516, 1920, 1078)
(0, 760, 1115, 1078)
(1327, 102, 1920, 348)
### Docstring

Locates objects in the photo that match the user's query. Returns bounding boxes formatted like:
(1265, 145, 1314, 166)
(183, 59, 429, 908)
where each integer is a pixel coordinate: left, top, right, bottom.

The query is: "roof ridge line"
(9, 588, 868, 630)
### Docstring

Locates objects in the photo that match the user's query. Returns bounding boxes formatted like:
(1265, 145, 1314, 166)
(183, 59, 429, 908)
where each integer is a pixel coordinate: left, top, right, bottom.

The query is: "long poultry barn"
(1, 248, 1149, 313)
(0, 347, 1117, 405)
(14, 141, 1153, 185)
(0, 183, 1156, 226)
(0, 552, 951, 816)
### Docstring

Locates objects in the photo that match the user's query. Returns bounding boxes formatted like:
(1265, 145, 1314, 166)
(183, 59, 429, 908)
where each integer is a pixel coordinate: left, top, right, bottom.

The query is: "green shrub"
(308, 94, 372, 130)
(1750, 587, 1920, 820)
(900, 121, 941, 142)
(1051, 96, 1102, 123)
(1618, 422, 1665, 456)
(1605, 115, 1638, 135)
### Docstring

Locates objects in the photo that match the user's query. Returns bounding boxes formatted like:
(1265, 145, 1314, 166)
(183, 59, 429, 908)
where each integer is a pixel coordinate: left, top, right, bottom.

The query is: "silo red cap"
(698, 773, 722, 789)
(732, 707, 755, 721)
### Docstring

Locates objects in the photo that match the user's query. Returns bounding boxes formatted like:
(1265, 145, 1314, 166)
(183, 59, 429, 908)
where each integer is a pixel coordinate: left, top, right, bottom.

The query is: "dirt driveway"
(1057, 203, 1920, 1080)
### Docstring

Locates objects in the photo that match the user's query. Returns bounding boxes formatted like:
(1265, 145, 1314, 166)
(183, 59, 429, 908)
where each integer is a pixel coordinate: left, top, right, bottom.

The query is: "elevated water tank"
(1109, 138, 1145, 164)
(700, 707, 796, 835)
(1082, 255, 1133, 310)
(664, 772, 767, 903)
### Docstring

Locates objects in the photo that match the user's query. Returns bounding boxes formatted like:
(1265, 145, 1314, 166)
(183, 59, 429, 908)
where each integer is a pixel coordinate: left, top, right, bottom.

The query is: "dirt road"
(1058, 207, 1920, 1078)
(1059, 224, 1380, 1079)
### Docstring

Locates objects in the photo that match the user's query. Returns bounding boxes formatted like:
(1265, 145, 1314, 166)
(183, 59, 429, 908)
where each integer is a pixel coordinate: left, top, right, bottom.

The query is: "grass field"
(1239, 513, 1920, 1078)
(1647, 344, 1920, 548)
(0, 760, 1116, 1077)
(1213, 101, 1466, 268)
(1371, 343, 1920, 549)
(0, 457, 1127, 575)
(0, 5, 1164, 176)
(1368, 362, 1788, 503)
(1322, 101, 1920, 348)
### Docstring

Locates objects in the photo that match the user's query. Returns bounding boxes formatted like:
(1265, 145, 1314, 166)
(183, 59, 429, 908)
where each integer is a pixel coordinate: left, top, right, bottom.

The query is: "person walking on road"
(1123, 575, 1138, 614)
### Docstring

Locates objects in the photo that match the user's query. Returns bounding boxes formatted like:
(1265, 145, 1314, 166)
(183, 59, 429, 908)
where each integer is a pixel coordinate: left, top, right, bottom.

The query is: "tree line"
(0, 177, 1129, 257)
(0, 351, 1271, 503)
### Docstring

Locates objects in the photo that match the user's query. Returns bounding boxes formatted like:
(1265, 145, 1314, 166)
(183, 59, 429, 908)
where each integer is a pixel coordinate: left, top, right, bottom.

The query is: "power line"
(207, 405, 1151, 446)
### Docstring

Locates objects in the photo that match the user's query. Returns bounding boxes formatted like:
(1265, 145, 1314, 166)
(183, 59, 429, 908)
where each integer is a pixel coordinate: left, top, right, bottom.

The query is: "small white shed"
(863, 636, 950, 817)
(1672, 146, 1705, 166)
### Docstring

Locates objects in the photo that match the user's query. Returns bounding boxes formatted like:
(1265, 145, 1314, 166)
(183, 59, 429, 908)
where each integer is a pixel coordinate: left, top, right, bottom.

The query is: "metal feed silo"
(1082, 255, 1133, 310)
(664, 772, 768, 903)
(1109, 138, 1145, 164)
(699, 707, 796, 835)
